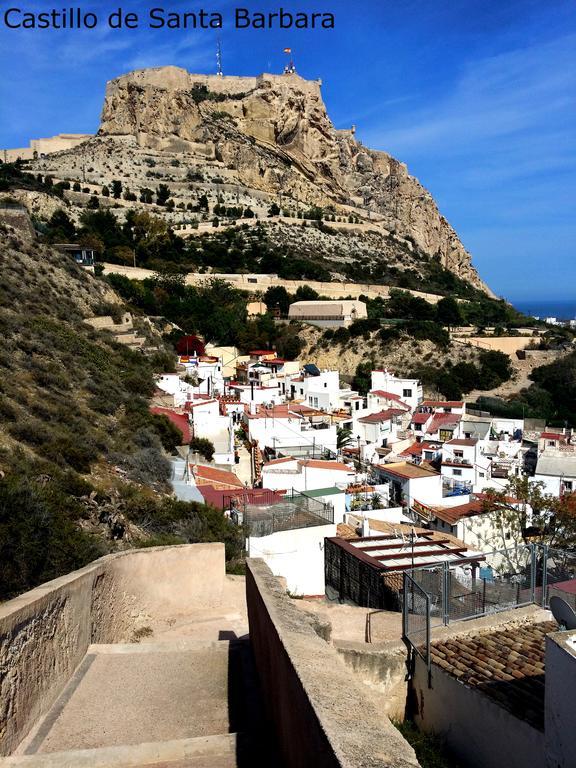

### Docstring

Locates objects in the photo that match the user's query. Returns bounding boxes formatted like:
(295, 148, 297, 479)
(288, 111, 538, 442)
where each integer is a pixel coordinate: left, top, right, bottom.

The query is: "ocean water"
(513, 300, 576, 321)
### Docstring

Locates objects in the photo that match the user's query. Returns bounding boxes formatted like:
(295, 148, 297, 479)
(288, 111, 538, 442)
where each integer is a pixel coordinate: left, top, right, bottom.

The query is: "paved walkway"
(5, 577, 281, 768)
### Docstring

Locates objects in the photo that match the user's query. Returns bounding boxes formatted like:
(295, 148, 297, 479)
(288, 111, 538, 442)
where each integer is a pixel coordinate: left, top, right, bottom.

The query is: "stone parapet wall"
(0, 544, 225, 755)
(245, 558, 420, 768)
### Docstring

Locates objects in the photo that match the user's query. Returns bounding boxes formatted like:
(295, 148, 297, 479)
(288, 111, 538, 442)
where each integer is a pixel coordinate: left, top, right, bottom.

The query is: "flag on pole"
(283, 47, 292, 53)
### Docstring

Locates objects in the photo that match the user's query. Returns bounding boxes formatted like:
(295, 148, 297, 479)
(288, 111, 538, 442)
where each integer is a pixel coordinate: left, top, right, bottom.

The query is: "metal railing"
(232, 487, 334, 538)
(402, 544, 576, 637)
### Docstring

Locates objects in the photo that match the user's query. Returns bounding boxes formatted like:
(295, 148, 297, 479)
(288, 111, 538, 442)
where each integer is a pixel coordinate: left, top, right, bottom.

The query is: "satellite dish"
(550, 596, 576, 630)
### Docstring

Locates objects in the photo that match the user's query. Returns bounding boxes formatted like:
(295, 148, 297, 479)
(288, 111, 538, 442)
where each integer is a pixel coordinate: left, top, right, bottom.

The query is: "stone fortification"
(96, 66, 487, 292)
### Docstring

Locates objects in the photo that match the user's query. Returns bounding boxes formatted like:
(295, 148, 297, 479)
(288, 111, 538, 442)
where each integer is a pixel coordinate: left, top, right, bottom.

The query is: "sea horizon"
(510, 299, 576, 320)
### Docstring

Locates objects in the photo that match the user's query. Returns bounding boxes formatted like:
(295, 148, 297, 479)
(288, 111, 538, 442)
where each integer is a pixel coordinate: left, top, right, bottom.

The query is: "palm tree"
(337, 426, 354, 451)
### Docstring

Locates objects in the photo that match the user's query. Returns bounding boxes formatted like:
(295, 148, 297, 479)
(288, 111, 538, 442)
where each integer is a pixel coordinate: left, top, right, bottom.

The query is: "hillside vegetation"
(0, 224, 243, 601)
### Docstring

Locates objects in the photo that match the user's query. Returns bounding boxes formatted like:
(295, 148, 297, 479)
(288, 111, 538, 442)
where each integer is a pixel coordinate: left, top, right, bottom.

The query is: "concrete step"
(0, 734, 238, 767)
(17, 642, 233, 756)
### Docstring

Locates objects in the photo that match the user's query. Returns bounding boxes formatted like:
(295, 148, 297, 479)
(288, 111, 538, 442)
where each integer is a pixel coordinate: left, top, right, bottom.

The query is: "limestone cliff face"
(97, 66, 489, 292)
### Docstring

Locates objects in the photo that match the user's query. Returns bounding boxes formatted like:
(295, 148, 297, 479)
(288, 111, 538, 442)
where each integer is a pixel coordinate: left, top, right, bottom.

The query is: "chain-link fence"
(537, 546, 576, 609)
(403, 572, 431, 672)
(407, 544, 537, 627)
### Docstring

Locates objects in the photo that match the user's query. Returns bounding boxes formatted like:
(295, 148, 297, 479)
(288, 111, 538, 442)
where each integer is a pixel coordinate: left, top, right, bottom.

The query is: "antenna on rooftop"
(216, 36, 223, 77)
(550, 596, 576, 630)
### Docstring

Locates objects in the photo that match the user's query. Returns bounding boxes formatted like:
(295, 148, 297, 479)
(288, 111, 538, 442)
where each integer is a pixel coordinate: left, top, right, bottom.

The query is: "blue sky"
(1, 0, 574, 301)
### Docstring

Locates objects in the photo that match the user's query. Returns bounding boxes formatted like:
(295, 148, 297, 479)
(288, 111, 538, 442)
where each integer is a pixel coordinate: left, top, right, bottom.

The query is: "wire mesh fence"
(407, 544, 537, 626)
(403, 572, 430, 670)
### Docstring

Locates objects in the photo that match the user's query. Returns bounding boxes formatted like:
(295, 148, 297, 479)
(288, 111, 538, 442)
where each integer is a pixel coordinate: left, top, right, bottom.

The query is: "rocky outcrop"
(96, 66, 489, 292)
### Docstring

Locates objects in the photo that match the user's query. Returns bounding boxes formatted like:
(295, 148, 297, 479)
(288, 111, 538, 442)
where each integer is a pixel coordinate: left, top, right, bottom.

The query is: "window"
(453, 469, 462, 476)
(324, 382, 327, 388)
(355, 402, 360, 411)
(548, 440, 555, 447)
(479, 472, 485, 478)
(454, 450, 464, 458)
(415, 424, 422, 432)
(403, 388, 412, 398)
(565, 480, 573, 491)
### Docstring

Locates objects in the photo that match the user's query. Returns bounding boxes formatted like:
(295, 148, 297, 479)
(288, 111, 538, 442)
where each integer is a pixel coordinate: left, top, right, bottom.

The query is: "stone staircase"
(3, 637, 277, 768)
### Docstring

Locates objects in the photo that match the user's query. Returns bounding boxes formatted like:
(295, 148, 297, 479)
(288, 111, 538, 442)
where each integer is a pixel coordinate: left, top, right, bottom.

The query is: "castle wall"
(0, 543, 225, 755)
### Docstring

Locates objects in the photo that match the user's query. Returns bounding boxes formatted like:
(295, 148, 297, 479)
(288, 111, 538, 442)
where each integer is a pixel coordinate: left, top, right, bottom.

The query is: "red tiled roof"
(427, 413, 462, 434)
(446, 438, 478, 446)
(190, 465, 244, 488)
(400, 441, 439, 457)
(370, 390, 405, 402)
(431, 622, 557, 730)
(245, 403, 316, 420)
(433, 500, 484, 525)
(299, 459, 354, 472)
(412, 412, 432, 425)
(149, 407, 190, 444)
(358, 408, 405, 424)
(263, 456, 297, 467)
(541, 432, 566, 440)
(184, 399, 218, 410)
(199, 485, 283, 509)
(249, 350, 275, 355)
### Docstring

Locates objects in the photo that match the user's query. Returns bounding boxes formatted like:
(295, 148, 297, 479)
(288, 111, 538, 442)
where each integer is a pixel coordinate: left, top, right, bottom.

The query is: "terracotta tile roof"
(541, 432, 566, 441)
(431, 621, 557, 730)
(370, 390, 409, 408)
(446, 438, 478, 446)
(399, 441, 440, 457)
(411, 412, 431, 425)
(263, 456, 297, 467)
(358, 408, 405, 424)
(245, 403, 317, 420)
(427, 413, 462, 434)
(190, 464, 244, 489)
(149, 407, 190, 444)
(433, 499, 485, 525)
(299, 459, 354, 472)
(337, 523, 358, 540)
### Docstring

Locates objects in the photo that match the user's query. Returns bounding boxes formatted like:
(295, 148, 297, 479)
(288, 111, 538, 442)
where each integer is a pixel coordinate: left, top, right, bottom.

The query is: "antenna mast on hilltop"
(283, 47, 296, 75)
(216, 37, 223, 77)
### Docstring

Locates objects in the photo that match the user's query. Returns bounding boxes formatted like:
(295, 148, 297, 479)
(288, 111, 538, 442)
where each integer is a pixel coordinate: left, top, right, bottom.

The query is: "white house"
(374, 461, 443, 508)
(179, 355, 225, 397)
(428, 494, 527, 555)
(188, 400, 235, 465)
(353, 408, 408, 448)
(441, 438, 491, 492)
(227, 382, 284, 406)
(261, 457, 355, 492)
(243, 404, 338, 457)
(289, 370, 353, 412)
(370, 369, 423, 412)
(533, 453, 576, 496)
(155, 373, 195, 408)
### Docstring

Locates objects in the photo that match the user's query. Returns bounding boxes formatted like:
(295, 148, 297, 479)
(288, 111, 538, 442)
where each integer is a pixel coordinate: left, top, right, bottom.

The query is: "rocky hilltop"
(30, 66, 490, 294)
